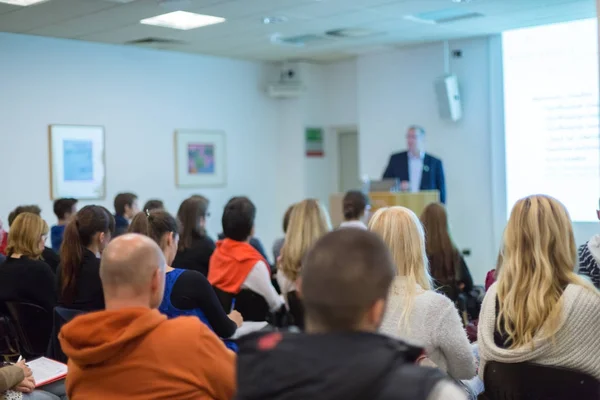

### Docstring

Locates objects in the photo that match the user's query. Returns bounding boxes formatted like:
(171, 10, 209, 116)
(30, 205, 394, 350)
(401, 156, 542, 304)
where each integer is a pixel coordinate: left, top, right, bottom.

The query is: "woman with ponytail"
(339, 190, 370, 230)
(57, 205, 114, 311)
(129, 210, 242, 350)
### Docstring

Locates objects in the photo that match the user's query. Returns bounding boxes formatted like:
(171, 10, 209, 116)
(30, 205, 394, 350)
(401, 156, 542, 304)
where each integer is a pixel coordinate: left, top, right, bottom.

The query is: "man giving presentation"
(382, 125, 446, 203)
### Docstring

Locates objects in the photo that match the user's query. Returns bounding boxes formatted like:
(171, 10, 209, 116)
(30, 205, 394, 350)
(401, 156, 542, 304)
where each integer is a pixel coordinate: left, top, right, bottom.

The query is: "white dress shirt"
(241, 261, 284, 311)
(408, 151, 425, 193)
(339, 220, 368, 230)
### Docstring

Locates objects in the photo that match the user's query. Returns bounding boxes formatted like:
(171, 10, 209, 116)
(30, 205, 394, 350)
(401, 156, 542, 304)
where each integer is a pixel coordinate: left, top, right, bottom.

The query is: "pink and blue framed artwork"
(175, 130, 226, 187)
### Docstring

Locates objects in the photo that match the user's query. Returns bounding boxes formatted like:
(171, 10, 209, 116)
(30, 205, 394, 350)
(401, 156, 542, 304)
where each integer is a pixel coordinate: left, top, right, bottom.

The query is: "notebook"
(28, 357, 68, 387)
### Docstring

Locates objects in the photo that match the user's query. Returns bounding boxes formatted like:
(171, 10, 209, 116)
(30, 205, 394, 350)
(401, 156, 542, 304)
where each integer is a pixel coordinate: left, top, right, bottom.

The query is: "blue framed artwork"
(49, 125, 106, 199)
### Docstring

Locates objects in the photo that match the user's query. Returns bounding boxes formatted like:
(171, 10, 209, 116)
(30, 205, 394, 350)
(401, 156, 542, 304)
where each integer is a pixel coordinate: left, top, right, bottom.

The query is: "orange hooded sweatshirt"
(208, 239, 268, 294)
(59, 307, 235, 400)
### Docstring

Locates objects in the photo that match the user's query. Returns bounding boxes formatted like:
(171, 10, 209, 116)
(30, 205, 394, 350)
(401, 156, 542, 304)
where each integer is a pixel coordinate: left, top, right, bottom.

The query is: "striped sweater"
(478, 283, 600, 380)
(578, 235, 600, 289)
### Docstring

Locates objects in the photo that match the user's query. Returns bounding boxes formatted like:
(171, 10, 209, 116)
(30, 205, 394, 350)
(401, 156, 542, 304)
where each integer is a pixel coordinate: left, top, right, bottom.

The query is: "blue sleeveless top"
(159, 268, 237, 352)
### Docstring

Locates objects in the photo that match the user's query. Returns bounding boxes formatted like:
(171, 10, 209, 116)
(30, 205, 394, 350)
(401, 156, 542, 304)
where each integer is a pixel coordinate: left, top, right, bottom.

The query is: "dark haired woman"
(56, 205, 115, 311)
(172, 196, 215, 277)
(339, 190, 370, 230)
(420, 203, 473, 302)
(129, 210, 242, 350)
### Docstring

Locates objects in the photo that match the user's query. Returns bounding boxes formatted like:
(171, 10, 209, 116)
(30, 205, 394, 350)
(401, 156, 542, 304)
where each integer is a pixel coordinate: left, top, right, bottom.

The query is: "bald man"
(59, 234, 235, 400)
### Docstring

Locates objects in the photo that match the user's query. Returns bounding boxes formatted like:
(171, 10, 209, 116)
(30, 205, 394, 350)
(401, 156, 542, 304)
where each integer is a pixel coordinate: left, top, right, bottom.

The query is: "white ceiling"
(0, 0, 595, 62)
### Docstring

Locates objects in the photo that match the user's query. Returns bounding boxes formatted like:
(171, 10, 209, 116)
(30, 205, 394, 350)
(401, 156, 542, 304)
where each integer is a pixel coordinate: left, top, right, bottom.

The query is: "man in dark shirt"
(113, 193, 140, 237)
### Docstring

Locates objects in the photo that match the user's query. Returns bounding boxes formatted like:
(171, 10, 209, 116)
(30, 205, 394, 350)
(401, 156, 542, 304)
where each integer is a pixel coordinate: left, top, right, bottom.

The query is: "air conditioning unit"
(266, 63, 305, 99)
(267, 82, 306, 98)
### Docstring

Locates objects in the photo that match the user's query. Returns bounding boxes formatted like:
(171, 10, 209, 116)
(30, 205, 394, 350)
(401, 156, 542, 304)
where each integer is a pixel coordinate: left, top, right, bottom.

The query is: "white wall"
(0, 32, 286, 254)
(357, 38, 496, 283)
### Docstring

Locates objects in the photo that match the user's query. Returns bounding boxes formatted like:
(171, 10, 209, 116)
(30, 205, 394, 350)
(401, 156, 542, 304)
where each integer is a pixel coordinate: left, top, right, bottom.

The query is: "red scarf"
(208, 239, 268, 294)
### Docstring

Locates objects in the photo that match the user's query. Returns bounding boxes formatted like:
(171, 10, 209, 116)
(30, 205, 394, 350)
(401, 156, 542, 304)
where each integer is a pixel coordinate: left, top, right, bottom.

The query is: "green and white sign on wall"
(305, 127, 324, 157)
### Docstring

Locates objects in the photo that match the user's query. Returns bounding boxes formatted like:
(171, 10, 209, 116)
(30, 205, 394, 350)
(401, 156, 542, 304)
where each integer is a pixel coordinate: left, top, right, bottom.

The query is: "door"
(338, 131, 360, 192)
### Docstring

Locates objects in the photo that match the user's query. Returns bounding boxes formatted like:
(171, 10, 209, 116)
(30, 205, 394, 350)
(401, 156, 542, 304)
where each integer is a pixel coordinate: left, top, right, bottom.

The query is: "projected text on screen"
(502, 18, 600, 222)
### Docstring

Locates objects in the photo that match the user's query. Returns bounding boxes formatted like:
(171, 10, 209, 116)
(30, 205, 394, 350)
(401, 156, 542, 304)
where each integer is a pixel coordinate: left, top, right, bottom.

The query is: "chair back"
(212, 286, 234, 312)
(235, 289, 270, 322)
(0, 312, 20, 357)
(5, 302, 52, 358)
(479, 361, 600, 400)
(287, 291, 305, 330)
(48, 307, 85, 363)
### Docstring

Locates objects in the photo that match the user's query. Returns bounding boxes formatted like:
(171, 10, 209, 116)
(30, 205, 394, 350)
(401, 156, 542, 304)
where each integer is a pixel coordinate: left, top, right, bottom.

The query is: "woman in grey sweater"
(369, 206, 476, 381)
(478, 195, 600, 380)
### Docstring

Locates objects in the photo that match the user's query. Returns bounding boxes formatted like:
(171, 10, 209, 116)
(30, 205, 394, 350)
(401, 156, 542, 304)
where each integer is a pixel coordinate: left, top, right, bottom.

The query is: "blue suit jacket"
(382, 151, 446, 203)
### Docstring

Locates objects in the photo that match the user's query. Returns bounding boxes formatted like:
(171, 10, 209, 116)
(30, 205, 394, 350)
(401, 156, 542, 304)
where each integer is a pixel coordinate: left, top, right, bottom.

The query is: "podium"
(329, 191, 440, 228)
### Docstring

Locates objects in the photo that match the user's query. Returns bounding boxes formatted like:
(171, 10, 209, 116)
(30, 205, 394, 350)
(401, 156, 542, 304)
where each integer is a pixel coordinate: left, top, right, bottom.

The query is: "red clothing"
(60, 307, 235, 400)
(208, 239, 267, 293)
(0, 230, 7, 255)
(485, 269, 496, 291)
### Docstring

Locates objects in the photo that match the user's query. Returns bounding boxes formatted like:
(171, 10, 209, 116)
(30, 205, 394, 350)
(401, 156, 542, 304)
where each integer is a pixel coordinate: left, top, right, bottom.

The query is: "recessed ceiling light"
(140, 11, 225, 30)
(263, 16, 288, 25)
(0, 0, 49, 5)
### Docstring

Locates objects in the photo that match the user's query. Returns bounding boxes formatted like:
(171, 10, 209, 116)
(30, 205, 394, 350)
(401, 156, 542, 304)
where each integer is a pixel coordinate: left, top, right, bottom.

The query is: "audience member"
(369, 207, 476, 382)
(51, 198, 78, 253)
(0, 213, 56, 314)
(129, 210, 242, 350)
(113, 192, 139, 237)
(339, 190, 370, 230)
(59, 234, 235, 400)
(173, 196, 215, 276)
(577, 198, 600, 288)
(478, 195, 600, 381)
(217, 197, 271, 265)
(208, 196, 283, 316)
(7, 205, 59, 273)
(278, 199, 331, 299)
(272, 204, 294, 262)
(143, 199, 164, 212)
(0, 359, 65, 400)
(57, 205, 114, 311)
(420, 203, 473, 302)
(236, 229, 465, 400)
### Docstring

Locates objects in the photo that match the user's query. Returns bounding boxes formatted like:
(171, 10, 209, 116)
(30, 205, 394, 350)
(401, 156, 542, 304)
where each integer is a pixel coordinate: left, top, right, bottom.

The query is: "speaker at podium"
(329, 180, 440, 228)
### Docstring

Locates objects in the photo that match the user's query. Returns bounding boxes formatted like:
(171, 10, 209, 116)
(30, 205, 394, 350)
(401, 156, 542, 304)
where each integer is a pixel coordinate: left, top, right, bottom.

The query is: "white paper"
(232, 321, 269, 339)
(27, 357, 68, 386)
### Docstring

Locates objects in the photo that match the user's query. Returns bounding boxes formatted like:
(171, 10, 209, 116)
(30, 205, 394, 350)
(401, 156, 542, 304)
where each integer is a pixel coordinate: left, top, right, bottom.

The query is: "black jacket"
(383, 151, 446, 203)
(41, 246, 60, 274)
(113, 215, 129, 238)
(56, 248, 104, 311)
(236, 331, 446, 400)
(172, 234, 216, 277)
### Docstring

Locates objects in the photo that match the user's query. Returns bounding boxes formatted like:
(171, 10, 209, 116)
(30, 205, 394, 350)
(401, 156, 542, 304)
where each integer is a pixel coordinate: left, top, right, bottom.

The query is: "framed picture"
(174, 130, 226, 187)
(48, 125, 106, 200)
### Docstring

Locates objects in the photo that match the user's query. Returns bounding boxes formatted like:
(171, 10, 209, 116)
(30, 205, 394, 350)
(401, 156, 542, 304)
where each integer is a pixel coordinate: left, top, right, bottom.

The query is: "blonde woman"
(369, 206, 476, 381)
(478, 195, 600, 380)
(0, 213, 56, 314)
(277, 199, 331, 299)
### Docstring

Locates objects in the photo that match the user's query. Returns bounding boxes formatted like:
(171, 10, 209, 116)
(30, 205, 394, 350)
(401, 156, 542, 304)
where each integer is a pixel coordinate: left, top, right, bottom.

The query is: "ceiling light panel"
(140, 11, 225, 31)
(0, 0, 49, 5)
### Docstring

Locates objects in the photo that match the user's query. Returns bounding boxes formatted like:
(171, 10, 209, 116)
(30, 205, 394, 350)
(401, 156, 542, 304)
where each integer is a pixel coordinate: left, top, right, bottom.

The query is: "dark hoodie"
(60, 307, 235, 400)
(236, 331, 447, 400)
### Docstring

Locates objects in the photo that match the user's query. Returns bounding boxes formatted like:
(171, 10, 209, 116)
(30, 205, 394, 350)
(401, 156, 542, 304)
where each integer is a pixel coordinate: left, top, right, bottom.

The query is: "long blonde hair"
(368, 206, 432, 331)
(498, 195, 599, 348)
(279, 199, 331, 282)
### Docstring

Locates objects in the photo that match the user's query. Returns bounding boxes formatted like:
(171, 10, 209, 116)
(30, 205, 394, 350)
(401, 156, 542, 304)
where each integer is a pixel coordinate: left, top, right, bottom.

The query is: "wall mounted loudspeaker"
(434, 75, 462, 122)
